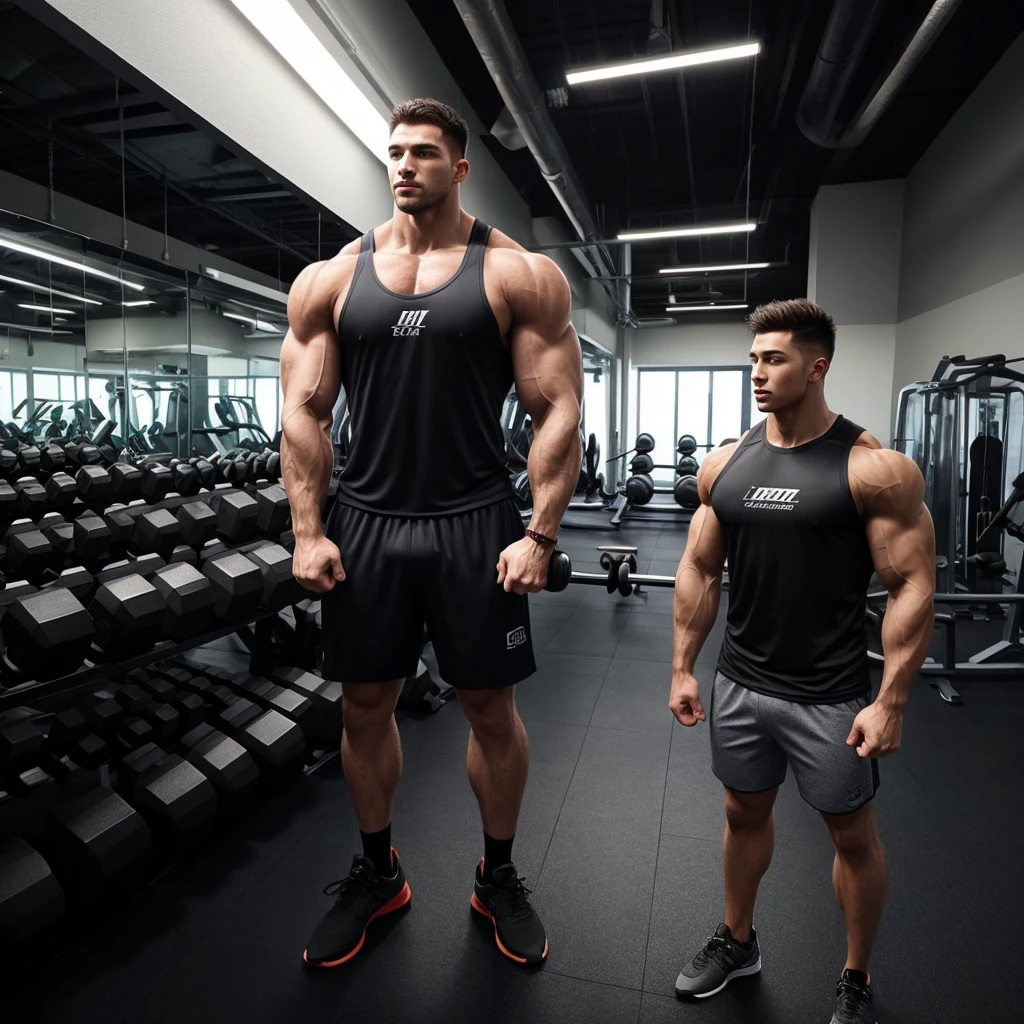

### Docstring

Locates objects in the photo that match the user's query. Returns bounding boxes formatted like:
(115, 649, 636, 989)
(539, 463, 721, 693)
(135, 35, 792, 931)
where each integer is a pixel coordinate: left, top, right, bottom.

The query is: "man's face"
(749, 331, 828, 413)
(388, 123, 466, 213)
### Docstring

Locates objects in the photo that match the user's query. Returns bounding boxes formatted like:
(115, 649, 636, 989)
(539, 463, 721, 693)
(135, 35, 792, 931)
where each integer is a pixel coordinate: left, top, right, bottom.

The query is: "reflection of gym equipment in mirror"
(875, 354, 1024, 700)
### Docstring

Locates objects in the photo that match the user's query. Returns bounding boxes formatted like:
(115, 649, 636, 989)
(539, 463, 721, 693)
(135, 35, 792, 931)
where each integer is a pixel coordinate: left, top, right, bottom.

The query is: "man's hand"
(669, 670, 706, 727)
(846, 701, 904, 758)
(293, 535, 346, 593)
(497, 537, 552, 594)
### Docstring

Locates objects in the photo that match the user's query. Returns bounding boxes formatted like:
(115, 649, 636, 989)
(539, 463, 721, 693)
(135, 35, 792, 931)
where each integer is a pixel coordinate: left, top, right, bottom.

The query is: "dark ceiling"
(409, 0, 1024, 322)
(0, 0, 1022, 331)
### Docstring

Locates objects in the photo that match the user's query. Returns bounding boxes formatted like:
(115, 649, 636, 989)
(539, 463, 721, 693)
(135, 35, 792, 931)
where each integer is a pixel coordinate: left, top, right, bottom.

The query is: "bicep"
(509, 258, 583, 421)
(281, 267, 342, 426)
(511, 322, 583, 421)
(866, 499, 935, 594)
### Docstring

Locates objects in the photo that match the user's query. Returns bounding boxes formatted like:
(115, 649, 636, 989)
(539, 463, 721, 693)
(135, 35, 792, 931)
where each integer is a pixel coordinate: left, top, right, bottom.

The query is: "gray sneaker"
(675, 923, 762, 999)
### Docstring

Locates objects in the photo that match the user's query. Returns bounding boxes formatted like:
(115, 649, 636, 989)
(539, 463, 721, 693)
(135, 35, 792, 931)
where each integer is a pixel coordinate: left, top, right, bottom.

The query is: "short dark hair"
(389, 98, 469, 157)
(746, 298, 836, 362)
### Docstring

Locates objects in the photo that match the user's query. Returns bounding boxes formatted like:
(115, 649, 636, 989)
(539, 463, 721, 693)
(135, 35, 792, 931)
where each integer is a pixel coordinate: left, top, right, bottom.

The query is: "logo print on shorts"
(845, 785, 865, 807)
(392, 309, 429, 336)
(506, 626, 528, 650)
(742, 485, 800, 510)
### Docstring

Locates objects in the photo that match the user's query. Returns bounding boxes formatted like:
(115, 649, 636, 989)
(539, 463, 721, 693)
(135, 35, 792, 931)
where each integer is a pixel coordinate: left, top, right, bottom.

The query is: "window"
(0, 369, 27, 426)
(632, 366, 754, 477)
(637, 371, 678, 484)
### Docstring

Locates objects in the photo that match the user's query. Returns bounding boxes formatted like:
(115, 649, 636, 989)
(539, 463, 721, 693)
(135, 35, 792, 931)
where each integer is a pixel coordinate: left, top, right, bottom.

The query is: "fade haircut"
(746, 298, 836, 363)
(389, 98, 469, 158)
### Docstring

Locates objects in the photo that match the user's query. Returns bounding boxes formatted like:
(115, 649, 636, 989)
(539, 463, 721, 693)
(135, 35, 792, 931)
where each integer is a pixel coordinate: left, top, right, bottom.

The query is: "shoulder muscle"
(850, 448, 924, 520)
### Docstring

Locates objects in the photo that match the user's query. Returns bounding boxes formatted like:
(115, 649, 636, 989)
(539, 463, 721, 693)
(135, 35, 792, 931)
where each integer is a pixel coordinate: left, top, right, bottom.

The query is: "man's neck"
(766, 397, 837, 448)
(385, 200, 470, 254)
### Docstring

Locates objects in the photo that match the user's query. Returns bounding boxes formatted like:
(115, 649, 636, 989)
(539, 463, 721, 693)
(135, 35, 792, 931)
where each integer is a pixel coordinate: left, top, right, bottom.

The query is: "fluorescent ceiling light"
(667, 304, 749, 312)
(0, 320, 73, 335)
(0, 273, 103, 305)
(659, 262, 769, 274)
(618, 222, 756, 242)
(567, 42, 759, 86)
(123, 300, 157, 307)
(227, 0, 389, 164)
(201, 266, 289, 307)
(0, 237, 146, 291)
(223, 312, 284, 334)
(18, 304, 75, 315)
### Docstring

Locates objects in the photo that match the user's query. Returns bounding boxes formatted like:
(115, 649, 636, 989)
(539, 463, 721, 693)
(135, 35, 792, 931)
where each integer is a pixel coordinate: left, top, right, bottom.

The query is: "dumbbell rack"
(0, 612, 280, 714)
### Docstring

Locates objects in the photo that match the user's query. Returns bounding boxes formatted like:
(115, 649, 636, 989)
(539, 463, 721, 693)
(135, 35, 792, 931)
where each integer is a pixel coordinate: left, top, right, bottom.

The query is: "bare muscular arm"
(848, 448, 936, 754)
(280, 260, 346, 590)
(496, 253, 583, 593)
(669, 451, 730, 725)
(510, 254, 584, 539)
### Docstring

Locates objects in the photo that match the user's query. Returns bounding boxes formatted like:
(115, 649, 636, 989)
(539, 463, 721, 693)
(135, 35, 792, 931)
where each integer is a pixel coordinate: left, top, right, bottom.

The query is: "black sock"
(360, 825, 393, 876)
(482, 832, 514, 883)
(844, 969, 869, 989)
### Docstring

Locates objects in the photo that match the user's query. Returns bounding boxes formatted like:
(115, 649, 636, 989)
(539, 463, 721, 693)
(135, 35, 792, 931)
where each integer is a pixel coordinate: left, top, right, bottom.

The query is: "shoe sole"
(302, 881, 412, 968)
(675, 957, 762, 1000)
(470, 891, 549, 965)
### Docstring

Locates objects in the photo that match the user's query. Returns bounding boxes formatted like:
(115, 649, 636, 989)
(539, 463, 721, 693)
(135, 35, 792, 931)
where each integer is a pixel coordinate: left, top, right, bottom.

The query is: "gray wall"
(892, 30, 1024, 427)
(899, 31, 1024, 323)
(809, 180, 904, 326)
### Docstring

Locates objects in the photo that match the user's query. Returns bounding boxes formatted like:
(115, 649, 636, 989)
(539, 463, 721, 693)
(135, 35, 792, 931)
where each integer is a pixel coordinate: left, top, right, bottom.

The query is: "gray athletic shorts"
(710, 672, 880, 815)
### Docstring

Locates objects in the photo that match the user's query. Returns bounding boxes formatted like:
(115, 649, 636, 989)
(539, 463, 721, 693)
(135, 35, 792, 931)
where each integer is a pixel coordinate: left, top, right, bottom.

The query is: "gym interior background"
(0, 1, 1022, 1022)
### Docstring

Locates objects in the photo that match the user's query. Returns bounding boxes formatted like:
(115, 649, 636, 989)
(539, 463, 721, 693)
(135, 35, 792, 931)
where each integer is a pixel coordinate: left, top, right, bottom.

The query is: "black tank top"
(710, 416, 875, 703)
(334, 219, 515, 516)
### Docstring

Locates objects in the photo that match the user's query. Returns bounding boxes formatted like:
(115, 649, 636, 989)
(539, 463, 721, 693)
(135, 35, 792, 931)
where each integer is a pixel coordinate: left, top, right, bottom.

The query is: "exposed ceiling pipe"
(617, 243, 631, 326)
(799, 0, 964, 149)
(450, 0, 628, 322)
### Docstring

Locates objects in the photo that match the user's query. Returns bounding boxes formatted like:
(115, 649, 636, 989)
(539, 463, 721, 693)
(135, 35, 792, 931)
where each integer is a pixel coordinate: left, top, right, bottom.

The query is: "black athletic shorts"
(320, 498, 536, 689)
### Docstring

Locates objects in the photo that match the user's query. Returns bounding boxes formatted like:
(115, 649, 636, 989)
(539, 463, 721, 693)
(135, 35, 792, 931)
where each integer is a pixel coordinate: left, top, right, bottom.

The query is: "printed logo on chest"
(742, 485, 801, 511)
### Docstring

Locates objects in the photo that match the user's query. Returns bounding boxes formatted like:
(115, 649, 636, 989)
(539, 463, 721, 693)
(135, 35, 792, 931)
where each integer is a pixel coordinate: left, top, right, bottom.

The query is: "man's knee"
(458, 686, 517, 740)
(342, 681, 403, 734)
(725, 786, 777, 830)
(822, 802, 881, 859)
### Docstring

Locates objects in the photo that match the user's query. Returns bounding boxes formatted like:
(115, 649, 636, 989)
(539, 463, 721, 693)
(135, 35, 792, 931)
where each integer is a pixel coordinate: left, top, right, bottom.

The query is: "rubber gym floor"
(5, 517, 1021, 1024)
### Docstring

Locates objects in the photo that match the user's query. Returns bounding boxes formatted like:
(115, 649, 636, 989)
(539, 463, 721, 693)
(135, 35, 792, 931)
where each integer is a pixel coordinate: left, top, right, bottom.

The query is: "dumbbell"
(209, 669, 320, 747)
(629, 453, 655, 476)
(115, 742, 219, 860)
(269, 667, 343, 743)
(43, 784, 153, 910)
(1, 582, 95, 681)
(677, 434, 698, 457)
(676, 455, 699, 477)
(0, 837, 66, 970)
(188, 457, 218, 491)
(625, 473, 655, 506)
(159, 665, 304, 792)
(673, 474, 700, 510)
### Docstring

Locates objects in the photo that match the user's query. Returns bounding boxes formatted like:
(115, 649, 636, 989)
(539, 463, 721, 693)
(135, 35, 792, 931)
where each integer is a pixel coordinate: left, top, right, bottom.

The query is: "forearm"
(281, 408, 334, 542)
(526, 407, 581, 538)
(673, 561, 722, 674)
(876, 583, 934, 708)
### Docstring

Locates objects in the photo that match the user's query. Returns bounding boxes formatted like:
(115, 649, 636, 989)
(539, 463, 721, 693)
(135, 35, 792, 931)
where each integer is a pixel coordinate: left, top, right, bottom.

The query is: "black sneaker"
(830, 969, 876, 1023)
(302, 848, 411, 967)
(470, 859, 548, 964)
(675, 923, 761, 999)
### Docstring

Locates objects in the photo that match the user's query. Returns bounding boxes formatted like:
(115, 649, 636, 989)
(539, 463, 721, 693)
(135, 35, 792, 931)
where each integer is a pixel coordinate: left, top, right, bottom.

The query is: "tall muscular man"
(280, 98, 583, 968)
(669, 299, 935, 1023)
